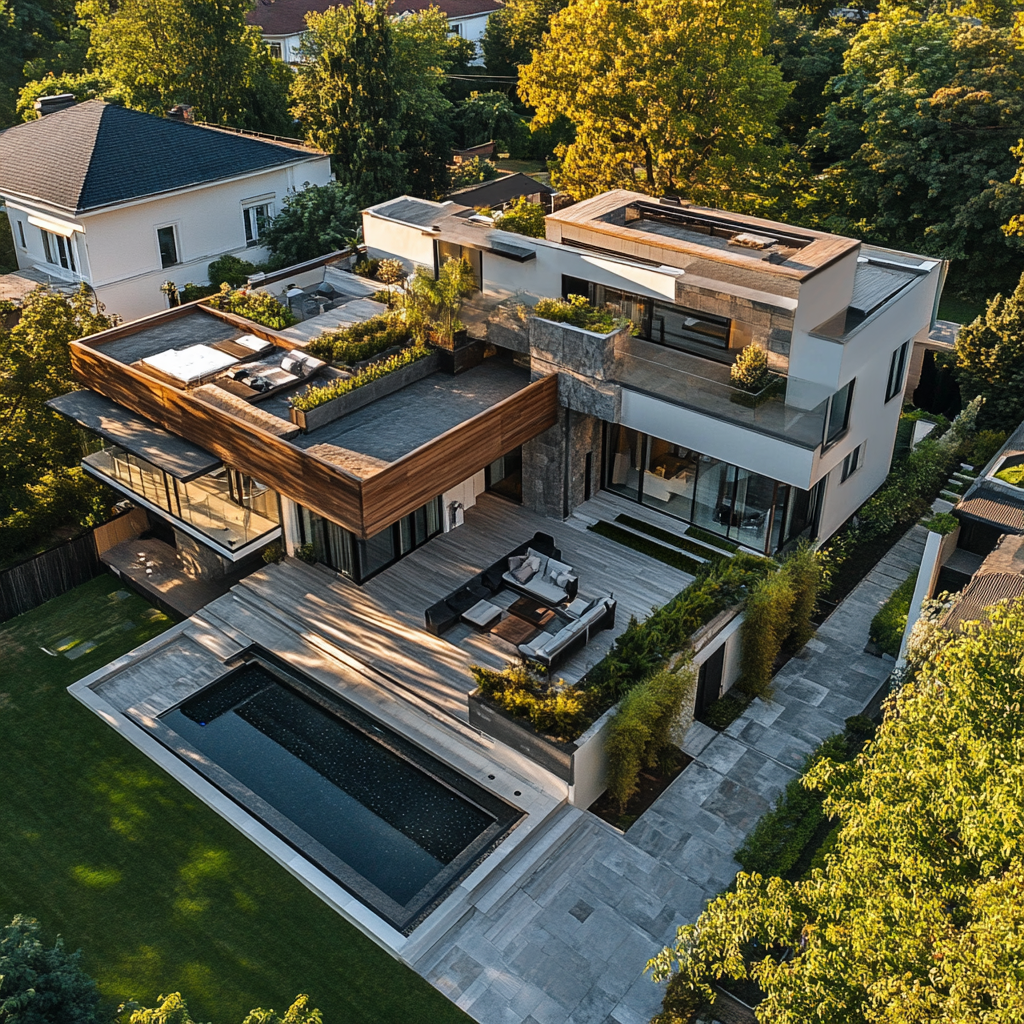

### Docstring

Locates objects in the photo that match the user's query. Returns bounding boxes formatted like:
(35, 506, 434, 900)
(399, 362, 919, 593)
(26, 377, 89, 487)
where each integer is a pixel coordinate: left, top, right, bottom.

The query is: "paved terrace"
(238, 493, 693, 720)
(409, 524, 928, 1024)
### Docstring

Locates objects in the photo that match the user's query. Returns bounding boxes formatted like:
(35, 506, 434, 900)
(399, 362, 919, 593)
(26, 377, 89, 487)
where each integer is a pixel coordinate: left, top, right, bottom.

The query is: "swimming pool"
(158, 656, 521, 932)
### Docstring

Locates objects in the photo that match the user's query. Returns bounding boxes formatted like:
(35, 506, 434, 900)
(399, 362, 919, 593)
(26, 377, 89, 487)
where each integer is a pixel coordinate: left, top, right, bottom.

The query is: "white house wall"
(76, 157, 332, 322)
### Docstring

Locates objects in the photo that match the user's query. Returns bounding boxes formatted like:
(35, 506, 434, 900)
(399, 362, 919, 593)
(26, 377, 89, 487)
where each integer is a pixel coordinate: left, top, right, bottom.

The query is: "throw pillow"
(511, 562, 536, 584)
(555, 572, 574, 588)
(508, 554, 526, 572)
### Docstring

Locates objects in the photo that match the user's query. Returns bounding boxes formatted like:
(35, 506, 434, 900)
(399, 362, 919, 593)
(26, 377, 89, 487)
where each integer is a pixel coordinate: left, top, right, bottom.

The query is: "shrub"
(701, 691, 749, 731)
(963, 428, 1007, 468)
(290, 346, 431, 411)
(869, 571, 918, 657)
(0, 468, 111, 551)
(923, 511, 960, 535)
(652, 971, 703, 1024)
(730, 342, 773, 393)
(353, 257, 381, 279)
(261, 543, 284, 564)
(781, 543, 821, 654)
(533, 293, 633, 334)
(735, 733, 851, 879)
(208, 253, 258, 288)
(179, 282, 213, 303)
(495, 196, 546, 238)
(995, 463, 1024, 486)
(297, 543, 316, 564)
(304, 312, 410, 365)
(738, 570, 795, 697)
(471, 662, 593, 741)
(606, 665, 695, 811)
(204, 284, 297, 329)
(449, 156, 500, 189)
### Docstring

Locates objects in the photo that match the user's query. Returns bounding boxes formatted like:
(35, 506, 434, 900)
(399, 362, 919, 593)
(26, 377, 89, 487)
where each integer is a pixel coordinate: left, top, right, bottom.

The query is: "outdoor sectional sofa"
(424, 532, 559, 636)
(516, 595, 616, 670)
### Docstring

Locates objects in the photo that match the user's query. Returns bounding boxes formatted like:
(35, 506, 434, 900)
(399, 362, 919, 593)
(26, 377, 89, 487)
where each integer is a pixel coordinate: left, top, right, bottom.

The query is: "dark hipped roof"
(0, 101, 320, 215)
(248, 0, 500, 35)
(445, 172, 556, 208)
(940, 572, 1024, 631)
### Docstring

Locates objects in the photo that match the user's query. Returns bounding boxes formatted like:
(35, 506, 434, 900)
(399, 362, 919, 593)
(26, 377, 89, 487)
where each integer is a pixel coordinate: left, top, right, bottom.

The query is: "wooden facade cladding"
(70, 325, 560, 540)
(360, 373, 559, 537)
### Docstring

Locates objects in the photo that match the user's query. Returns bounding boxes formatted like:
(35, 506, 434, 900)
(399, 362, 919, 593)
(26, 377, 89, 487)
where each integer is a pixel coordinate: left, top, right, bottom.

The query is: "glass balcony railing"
(612, 335, 830, 450)
(84, 446, 280, 552)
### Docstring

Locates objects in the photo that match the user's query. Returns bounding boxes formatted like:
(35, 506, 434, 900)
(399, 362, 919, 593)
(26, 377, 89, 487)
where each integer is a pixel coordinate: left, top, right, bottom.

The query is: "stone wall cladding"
(485, 305, 530, 354)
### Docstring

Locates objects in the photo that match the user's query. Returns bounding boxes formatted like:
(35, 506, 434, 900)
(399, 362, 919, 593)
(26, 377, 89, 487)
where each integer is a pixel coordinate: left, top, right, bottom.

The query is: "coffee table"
(490, 614, 539, 646)
(508, 596, 556, 628)
(462, 598, 502, 630)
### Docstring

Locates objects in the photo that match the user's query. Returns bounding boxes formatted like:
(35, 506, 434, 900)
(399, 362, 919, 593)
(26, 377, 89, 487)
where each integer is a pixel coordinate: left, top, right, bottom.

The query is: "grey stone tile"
(696, 734, 748, 774)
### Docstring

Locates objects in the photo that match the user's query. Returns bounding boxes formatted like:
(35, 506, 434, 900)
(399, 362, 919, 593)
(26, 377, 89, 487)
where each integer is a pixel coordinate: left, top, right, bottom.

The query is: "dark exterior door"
(696, 644, 726, 719)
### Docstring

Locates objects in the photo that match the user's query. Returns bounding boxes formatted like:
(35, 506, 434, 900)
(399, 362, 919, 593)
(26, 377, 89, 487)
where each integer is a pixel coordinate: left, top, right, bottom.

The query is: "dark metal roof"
(372, 197, 443, 229)
(248, 0, 500, 35)
(48, 390, 222, 481)
(445, 172, 556, 208)
(0, 101, 319, 214)
(941, 572, 1024, 631)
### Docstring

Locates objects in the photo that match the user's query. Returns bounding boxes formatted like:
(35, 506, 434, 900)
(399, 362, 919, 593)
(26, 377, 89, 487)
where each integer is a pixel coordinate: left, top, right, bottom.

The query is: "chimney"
(34, 94, 77, 116)
(166, 104, 194, 123)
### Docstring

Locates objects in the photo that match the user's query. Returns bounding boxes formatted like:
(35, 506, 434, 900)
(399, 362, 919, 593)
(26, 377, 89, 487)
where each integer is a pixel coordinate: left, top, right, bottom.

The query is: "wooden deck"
(230, 493, 693, 721)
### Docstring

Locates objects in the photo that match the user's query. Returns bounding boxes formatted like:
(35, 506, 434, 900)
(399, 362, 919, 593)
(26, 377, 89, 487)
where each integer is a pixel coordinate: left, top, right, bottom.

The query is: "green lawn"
(937, 293, 985, 326)
(0, 575, 469, 1024)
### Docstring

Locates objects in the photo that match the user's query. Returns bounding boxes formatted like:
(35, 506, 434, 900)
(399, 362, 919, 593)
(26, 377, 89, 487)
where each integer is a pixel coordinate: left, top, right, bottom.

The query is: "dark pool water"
(164, 664, 498, 907)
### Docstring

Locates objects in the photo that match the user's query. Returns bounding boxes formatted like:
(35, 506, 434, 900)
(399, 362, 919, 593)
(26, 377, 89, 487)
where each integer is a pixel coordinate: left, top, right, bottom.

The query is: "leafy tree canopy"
(75, 0, 293, 134)
(125, 991, 323, 1024)
(649, 601, 1024, 1023)
(16, 69, 114, 120)
(807, 6, 1024, 295)
(449, 156, 500, 190)
(0, 914, 105, 1023)
(494, 195, 546, 237)
(481, 0, 567, 76)
(954, 268, 1024, 431)
(518, 0, 795, 206)
(292, 0, 457, 204)
(260, 182, 359, 268)
(452, 90, 530, 156)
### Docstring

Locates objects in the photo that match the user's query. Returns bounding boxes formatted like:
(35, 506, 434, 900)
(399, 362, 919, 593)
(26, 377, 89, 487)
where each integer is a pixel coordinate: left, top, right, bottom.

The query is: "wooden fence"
(0, 506, 149, 623)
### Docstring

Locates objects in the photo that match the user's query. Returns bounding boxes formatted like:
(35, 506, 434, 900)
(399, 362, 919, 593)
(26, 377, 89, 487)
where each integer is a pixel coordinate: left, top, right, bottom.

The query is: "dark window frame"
(157, 225, 179, 268)
(841, 442, 863, 482)
(823, 379, 855, 450)
(885, 340, 909, 403)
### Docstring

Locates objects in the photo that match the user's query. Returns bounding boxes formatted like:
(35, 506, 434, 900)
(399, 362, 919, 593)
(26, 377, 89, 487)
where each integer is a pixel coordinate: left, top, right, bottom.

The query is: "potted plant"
(409, 256, 476, 350)
(729, 342, 780, 407)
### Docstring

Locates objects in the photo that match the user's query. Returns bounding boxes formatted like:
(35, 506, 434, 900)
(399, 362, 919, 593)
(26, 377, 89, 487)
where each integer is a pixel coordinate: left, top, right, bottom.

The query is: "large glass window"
(485, 446, 523, 503)
(436, 241, 480, 293)
(602, 424, 820, 552)
(243, 203, 272, 246)
(824, 380, 854, 448)
(83, 443, 279, 552)
(298, 497, 443, 583)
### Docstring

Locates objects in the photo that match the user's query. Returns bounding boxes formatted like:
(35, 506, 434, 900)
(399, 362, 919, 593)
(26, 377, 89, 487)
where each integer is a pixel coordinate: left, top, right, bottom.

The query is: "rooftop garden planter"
(289, 346, 439, 432)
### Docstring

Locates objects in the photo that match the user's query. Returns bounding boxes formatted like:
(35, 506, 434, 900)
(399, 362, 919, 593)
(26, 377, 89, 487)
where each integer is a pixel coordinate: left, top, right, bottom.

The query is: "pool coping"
(68, 612, 568, 960)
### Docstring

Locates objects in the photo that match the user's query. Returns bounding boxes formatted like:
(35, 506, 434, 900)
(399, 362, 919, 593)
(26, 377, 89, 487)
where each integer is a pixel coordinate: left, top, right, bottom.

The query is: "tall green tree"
(260, 182, 359, 268)
(452, 91, 531, 155)
(76, 0, 292, 133)
(518, 0, 795, 205)
(954, 269, 1024, 431)
(481, 0, 568, 75)
(0, 915, 106, 1023)
(648, 601, 1024, 1023)
(292, 0, 456, 204)
(808, 7, 1024, 295)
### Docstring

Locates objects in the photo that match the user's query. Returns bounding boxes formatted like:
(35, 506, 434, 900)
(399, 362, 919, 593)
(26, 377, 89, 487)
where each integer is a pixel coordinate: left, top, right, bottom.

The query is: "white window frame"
(40, 228, 78, 273)
(268, 41, 283, 59)
(841, 441, 865, 483)
(242, 200, 274, 247)
(155, 223, 180, 268)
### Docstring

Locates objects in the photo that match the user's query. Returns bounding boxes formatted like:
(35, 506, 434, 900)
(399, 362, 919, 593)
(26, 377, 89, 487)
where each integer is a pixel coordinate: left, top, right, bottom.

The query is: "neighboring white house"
(364, 190, 947, 551)
(247, 0, 501, 64)
(0, 100, 332, 322)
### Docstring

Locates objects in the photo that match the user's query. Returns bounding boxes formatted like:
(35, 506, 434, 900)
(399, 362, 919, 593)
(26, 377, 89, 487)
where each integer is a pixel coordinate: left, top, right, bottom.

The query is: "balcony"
(612, 335, 829, 450)
(83, 445, 280, 555)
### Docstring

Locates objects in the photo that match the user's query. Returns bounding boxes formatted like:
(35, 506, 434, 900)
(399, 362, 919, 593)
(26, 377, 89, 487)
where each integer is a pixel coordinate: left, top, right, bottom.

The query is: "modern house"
(363, 189, 945, 551)
(0, 100, 332, 322)
(444, 172, 557, 212)
(247, 0, 500, 63)
(52, 191, 952, 987)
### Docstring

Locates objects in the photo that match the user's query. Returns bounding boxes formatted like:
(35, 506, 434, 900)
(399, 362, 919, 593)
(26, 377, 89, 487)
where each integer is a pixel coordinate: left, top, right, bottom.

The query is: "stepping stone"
(65, 641, 97, 660)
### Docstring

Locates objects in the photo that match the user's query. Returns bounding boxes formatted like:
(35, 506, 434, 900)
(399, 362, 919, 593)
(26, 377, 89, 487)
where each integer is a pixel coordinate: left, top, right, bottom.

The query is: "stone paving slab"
(415, 526, 929, 1024)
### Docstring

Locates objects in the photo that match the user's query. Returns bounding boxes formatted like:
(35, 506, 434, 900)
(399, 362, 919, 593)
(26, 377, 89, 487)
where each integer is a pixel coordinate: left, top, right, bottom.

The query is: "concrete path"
(415, 525, 929, 1024)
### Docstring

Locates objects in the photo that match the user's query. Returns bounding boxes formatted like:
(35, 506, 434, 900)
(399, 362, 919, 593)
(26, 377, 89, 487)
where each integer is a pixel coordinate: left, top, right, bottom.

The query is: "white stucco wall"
(7, 155, 332, 323)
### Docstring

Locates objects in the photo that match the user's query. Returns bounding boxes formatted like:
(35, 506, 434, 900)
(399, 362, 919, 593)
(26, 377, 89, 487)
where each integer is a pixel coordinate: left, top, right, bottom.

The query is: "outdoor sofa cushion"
(503, 547, 577, 604)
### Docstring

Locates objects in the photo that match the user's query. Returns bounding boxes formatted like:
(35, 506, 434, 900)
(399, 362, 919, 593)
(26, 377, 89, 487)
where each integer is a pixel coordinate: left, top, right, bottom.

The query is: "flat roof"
(545, 190, 861, 280)
(48, 389, 222, 481)
(96, 308, 246, 366)
(285, 359, 530, 463)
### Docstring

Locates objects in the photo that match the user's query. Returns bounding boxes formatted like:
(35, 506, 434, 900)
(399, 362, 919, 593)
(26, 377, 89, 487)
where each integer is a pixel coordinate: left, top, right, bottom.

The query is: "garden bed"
(588, 748, 690, 831)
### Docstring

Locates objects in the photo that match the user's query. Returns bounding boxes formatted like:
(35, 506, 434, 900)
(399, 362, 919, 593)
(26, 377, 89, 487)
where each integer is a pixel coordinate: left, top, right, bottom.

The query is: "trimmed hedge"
(289, 346, 430, 412)
(588, 520, 704, 575)
(305, 312, 410, 366)
(685, 526, 739, 553)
